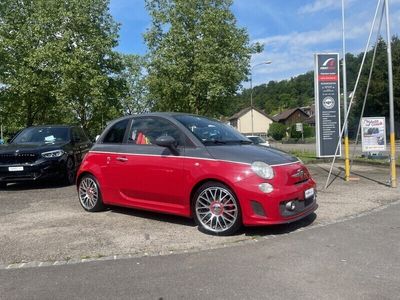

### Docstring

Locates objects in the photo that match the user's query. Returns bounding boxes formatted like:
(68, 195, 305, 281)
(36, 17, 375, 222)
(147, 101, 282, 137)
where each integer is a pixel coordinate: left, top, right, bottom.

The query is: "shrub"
(268, 123, 287, 141)
(288, 123, 315, 139)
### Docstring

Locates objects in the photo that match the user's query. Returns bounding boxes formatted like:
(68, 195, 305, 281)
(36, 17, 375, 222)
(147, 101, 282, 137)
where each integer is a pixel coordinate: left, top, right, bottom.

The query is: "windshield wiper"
(224, 140, 252, 145)
(203, 140, 227, 145)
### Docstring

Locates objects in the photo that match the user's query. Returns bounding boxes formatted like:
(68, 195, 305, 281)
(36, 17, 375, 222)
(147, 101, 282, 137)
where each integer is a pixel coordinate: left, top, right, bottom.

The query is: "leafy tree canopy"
(144, 0, 261, 116)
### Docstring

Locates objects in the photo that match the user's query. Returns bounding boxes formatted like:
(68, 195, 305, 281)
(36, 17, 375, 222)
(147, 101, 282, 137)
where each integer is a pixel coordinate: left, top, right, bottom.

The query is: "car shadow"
(106, 205, 197, 227)
(105, 206, 317, 235)
(241, 213, 317, 237)
(1, 180, 72, 191)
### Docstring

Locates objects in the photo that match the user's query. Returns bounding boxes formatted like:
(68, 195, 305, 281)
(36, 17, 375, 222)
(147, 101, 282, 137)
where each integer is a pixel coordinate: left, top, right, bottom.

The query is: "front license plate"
(305, 187, 314, 199)
(8, 166, 24, 172)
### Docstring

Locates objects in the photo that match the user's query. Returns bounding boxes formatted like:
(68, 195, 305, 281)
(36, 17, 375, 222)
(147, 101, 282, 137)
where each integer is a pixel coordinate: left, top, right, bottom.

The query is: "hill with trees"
(225, 36, 400, 138)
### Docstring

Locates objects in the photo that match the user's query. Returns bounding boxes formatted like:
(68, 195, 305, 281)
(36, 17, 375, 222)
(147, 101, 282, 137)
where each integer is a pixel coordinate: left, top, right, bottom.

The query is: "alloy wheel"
(79, 177, 99, 210)
(195, 186, 238, 233)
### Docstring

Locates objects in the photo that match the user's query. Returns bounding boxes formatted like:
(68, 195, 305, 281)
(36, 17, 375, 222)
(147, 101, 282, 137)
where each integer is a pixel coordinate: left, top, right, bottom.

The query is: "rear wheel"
(193, 181, 241, 235)
(0, 182, 7, 189)
(78, 174, 105, 212)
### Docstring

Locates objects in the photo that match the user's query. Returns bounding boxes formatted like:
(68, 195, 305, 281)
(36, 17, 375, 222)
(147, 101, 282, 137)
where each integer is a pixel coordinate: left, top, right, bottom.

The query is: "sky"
(109, 0, 400, 88)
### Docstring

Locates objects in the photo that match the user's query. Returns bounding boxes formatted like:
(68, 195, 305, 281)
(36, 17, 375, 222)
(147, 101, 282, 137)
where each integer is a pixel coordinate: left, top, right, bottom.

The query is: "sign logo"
(322, 96, 335, 109)
(321, 58, 336, 70)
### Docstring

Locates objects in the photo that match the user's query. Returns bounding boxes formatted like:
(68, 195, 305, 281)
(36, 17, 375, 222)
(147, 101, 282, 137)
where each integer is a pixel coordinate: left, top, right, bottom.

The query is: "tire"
(64, 157, 76, 185)
(78, 174, 105, 212)
(0, 182, 7, 189)
(192, 181, 242, 236)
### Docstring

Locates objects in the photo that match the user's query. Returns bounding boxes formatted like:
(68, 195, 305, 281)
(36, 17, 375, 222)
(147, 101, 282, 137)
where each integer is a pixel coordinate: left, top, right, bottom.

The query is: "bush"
(288, 123, 315, 139)
(268, 123, 287, 141)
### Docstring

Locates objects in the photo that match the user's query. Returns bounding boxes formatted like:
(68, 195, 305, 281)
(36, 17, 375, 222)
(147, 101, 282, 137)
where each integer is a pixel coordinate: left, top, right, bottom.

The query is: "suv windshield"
(12, 127, 70, 144)
(174, 115, 251, 145)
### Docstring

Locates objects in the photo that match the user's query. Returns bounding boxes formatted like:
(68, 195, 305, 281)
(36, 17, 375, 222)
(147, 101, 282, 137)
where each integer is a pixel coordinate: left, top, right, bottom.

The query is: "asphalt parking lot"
(0, 162, 399, 267)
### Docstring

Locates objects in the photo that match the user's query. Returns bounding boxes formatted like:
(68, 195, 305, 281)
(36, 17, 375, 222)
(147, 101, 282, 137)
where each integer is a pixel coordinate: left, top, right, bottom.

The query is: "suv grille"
(0, 153, 39, 165)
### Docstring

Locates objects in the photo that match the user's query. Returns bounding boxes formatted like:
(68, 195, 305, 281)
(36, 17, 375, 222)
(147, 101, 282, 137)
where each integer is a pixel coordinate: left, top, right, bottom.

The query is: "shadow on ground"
(242, 213, 317, 237)
(107, 205, 197, 227)
(106, 205, 317, 236)
(1, 180, 71, 191)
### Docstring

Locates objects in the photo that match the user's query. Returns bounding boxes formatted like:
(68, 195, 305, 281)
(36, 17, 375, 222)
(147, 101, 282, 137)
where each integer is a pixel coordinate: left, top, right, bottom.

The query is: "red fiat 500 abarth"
(77, 113, 317, 235)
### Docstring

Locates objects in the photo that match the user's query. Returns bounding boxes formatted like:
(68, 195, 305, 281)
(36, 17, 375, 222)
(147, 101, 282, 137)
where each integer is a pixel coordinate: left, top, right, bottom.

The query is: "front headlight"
(41, 149, 65, 158)
(251, 161, 274, 179)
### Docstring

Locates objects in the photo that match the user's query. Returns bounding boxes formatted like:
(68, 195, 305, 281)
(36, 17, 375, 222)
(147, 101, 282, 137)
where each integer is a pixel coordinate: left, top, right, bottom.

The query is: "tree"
(118, 54, 151, 114)
(0, 0, 123, 136)
(144, 0, 259, 116)
(0, 0, 61, 127)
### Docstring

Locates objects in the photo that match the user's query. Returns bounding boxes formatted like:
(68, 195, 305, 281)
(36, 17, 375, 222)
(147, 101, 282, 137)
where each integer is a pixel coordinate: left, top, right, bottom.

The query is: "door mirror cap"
(155, 135, 177, 148)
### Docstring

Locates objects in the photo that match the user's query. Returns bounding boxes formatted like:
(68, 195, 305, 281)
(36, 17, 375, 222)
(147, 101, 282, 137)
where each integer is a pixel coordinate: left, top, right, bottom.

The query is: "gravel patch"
(0, 163, 398, 265)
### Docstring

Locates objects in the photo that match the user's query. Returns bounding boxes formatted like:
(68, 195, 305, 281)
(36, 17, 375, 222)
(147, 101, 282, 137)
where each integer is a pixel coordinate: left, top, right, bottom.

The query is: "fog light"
(258, 183, 273, 193)
(286, 201, 296, 211)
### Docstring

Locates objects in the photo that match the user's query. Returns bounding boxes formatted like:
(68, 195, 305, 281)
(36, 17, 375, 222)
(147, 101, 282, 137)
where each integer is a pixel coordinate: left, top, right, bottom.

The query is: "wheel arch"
(76, 171, 94, 188)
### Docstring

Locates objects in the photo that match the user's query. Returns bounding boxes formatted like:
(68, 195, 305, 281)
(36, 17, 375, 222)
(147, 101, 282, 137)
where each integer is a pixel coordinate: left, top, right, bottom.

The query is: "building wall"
(284, 111, 309, 126)
(237, 109, 273, 135)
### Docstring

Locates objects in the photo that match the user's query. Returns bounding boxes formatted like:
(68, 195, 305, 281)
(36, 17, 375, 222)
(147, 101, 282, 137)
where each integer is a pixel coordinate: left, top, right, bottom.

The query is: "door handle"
(116, 157, 128, 162)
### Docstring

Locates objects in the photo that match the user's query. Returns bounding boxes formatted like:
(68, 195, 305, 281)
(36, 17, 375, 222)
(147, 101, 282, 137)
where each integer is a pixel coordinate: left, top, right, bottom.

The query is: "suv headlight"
(41, 150, 65, 158)
(251, 161, 274, 179)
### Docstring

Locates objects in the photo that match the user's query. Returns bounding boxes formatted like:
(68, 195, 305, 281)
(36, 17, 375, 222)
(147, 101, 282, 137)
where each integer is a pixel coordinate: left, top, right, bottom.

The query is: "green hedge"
(268, 123, 287, 141)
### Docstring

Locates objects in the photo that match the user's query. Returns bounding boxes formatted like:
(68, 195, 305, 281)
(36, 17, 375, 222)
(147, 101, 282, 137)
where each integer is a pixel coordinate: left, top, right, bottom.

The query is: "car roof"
(110, 112, 217, 124)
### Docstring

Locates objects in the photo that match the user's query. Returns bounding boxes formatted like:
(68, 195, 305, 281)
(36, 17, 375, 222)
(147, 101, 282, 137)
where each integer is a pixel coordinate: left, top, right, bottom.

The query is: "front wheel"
(193, 181, 242, 236)
(78, 174, 105, 212)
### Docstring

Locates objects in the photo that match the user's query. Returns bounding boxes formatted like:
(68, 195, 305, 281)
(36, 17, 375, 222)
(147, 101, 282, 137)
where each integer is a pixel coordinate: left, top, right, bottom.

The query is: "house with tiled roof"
(228, 107, 274, 137)
(272, 107, 310, 126)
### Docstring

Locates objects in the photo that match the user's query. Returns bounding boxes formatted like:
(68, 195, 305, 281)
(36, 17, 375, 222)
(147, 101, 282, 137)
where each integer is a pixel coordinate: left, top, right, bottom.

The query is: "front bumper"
(236, 174, 317, 226)
(0, 159, 66, 183)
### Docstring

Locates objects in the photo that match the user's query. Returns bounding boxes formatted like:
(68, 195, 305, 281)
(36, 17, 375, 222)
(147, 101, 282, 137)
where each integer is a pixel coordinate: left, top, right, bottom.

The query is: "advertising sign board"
(314, 53, 342, 157)
(361, 117, 386, 152)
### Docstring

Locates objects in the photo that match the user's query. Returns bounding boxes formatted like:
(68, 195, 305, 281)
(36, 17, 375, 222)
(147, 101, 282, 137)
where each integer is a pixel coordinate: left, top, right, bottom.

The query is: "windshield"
(174, 115, 251, 145)
(12, 127, 70, 144)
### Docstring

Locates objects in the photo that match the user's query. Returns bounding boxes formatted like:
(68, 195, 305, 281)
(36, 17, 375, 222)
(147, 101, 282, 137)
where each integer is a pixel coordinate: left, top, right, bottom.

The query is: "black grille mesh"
(0, 153, 38, 164)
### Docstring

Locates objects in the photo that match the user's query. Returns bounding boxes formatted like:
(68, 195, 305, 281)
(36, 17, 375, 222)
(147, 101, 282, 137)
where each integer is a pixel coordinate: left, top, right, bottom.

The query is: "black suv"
(0, 125, 92, 187)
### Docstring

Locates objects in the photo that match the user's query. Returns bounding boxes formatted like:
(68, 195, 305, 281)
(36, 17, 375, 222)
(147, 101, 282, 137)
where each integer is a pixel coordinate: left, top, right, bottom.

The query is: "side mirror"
(155, 135, 177, 148)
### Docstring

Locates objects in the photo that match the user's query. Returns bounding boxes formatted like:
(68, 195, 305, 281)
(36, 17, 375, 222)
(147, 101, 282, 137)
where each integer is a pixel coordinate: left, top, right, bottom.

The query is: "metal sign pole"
(325, 0, 382, 189)
(384, 0, 397, 188)
(342, 0, 350, 181)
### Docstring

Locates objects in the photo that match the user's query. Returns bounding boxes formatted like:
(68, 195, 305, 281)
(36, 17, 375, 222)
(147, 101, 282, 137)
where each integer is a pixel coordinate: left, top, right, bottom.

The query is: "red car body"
(77, 113, 317, 234)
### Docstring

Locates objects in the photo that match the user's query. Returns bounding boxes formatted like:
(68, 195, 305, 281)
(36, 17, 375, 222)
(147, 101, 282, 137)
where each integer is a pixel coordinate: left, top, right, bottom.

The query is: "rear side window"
(72, 127, 89, 143)
(103, 119, 129, 144)
(76, 127, 89, 142)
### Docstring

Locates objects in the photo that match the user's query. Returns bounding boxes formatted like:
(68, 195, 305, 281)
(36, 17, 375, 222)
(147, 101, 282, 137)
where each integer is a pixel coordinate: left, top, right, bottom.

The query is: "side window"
(128, 117, 186, 146)
(103, 119, 129, 144)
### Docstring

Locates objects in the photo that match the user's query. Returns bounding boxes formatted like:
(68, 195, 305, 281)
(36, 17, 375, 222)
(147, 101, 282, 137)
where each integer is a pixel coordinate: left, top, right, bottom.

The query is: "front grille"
(0, 153, 39, 165)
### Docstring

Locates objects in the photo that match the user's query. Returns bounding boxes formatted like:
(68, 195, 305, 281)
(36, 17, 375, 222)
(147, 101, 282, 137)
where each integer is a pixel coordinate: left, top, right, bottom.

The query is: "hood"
(0, 142, 68, 154)
(206, 144, 299, 166)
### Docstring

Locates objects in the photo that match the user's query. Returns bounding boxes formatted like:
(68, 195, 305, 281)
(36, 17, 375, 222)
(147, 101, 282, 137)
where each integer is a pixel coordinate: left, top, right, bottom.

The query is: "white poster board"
(361, 117, 386, 152)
